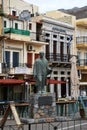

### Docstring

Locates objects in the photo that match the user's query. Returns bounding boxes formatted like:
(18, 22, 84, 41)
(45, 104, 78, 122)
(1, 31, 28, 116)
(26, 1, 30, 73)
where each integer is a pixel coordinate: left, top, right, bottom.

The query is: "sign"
(19, 10, 31, 21)
(38, 96, 52, 106)
(15, 67, 28, 74)
(52, 27, 66, 33)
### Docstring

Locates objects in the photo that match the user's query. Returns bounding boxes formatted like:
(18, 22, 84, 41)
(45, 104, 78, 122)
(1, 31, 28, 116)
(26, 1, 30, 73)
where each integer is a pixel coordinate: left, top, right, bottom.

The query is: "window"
(67, 72, 70, 75)
(12, 10, 16, 16)
(77, 51, 81, 60)
(13, 52, 19, 67)
(84, 52, 87, 65)
(46, 39, 50, 43)
(53, 34, 57, 38)
(46, 33, 50, 37)
(29, 23, 32, 30)
(60, 36, 64, 40)
(61, 71, 65, 74)
(67, 37, 70, 41)
(4, 21, 7, 28)
(54, 71, 58, 74)
(5, 51, 10, 67)
(84, 52, 87, 59)
(27, 53, 32, 68)
(15, 23, 18, 29)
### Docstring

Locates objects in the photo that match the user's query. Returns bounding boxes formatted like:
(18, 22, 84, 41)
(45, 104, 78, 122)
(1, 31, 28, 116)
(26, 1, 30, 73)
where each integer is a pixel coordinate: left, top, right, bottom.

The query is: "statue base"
(28, 93, 57, 119)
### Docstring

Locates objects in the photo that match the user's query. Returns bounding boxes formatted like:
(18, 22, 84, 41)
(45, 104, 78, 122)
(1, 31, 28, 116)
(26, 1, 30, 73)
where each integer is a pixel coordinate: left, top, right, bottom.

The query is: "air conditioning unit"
(27, 45, 34, 51)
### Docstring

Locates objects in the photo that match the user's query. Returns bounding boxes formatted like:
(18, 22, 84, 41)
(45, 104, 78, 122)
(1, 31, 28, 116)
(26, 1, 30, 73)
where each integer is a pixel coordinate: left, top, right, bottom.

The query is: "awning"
(28, 81, 35, 85)
(47, 79, 66, 84)
(0, 79, 25, 84)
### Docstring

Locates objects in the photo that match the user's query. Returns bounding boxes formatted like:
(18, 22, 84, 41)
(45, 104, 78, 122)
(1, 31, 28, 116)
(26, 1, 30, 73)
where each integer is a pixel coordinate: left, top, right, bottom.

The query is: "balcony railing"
(45, 53, 72, 62)
(77, 59, 87, 66)
(4, 28, 30, 36)
(2, 63, 33, 74)
(76, 36, 87, 44)
(2, 63, 33, 69)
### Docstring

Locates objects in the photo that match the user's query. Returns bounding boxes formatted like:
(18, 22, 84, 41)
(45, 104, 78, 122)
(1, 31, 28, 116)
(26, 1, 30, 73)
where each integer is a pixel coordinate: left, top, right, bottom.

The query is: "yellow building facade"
(76, 18, 87, 94)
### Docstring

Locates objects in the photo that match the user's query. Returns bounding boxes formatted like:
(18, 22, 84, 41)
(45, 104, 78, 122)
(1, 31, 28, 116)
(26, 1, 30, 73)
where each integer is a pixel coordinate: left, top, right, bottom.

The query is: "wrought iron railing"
(77, 59, 87, 66)
(45, 53, 72, 62)
(76, 36, 87, 44)
(2, 62, 30, 68)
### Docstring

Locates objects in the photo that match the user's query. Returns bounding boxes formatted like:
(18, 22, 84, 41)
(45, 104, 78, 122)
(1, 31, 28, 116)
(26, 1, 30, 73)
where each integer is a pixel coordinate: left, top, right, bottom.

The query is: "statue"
(33, 51, 52, 93)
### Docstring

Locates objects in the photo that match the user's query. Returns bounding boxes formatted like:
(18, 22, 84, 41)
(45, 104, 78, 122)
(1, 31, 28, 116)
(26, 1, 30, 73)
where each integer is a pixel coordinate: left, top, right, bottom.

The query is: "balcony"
(46, 53, 72, 68)
(2, 63, 33, 75)
(77, 59, 87, 70)
(4, 28, 31, 42)
(76, 36, 87, 49)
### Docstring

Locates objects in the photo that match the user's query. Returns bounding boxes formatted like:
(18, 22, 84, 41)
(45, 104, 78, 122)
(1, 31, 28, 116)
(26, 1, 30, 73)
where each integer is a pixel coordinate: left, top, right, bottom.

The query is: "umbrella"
(70, 56, 79, 99)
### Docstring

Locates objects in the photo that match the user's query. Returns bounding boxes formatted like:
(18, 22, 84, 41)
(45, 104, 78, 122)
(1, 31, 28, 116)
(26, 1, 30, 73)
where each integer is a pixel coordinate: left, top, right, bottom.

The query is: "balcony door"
(13, 52, 19, 67)
(46, 44, 49, 60)
(53, 41, 57, 61)
(27, 53, 32, 68)
(5, 51, 10, 67)
(60, 42, 64, 61)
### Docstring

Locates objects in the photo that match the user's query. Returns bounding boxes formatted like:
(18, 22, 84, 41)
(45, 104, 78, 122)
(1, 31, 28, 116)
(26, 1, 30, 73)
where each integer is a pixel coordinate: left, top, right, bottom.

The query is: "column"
(50, 84, 54, 93)
(57, 78, 61, 98)
(66, 79, 69, 98)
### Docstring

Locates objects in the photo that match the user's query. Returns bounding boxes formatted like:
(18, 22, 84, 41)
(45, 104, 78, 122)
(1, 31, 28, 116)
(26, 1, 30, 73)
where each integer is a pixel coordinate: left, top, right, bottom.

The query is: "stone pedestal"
(28, 93, 57, 119)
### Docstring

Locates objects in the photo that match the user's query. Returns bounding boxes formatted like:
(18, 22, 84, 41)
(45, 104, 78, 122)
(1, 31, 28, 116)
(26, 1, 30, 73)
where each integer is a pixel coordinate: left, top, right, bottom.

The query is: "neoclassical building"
(31, 11, 77, 99)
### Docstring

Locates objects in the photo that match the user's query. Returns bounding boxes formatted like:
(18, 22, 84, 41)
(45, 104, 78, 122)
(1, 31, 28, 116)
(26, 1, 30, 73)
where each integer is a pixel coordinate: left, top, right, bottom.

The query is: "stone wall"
(28, 93, 57, 119)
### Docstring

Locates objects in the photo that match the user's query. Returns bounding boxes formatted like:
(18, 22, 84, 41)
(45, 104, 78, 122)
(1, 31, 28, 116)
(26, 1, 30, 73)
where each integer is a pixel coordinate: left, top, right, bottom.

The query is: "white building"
(32, 11, 76, 99)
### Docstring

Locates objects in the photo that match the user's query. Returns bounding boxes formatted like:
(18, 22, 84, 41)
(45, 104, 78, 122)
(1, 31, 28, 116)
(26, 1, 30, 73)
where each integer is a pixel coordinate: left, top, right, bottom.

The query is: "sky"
(24, 0, 87, 13)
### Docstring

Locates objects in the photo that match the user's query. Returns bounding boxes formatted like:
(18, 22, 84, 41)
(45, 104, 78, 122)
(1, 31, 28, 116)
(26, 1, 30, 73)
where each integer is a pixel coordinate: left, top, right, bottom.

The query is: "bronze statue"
(33, 52, 52, 93)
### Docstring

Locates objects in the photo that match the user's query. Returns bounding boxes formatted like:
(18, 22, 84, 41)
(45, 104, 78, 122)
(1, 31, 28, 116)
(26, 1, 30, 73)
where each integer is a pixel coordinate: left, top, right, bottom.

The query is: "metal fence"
(1, 118, 87, 130)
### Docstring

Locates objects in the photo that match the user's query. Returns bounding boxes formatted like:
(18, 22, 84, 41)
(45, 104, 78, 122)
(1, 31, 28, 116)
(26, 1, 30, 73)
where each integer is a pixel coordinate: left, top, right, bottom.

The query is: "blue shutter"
(5, 51, 10, 67)
(13, 52, 19, 67)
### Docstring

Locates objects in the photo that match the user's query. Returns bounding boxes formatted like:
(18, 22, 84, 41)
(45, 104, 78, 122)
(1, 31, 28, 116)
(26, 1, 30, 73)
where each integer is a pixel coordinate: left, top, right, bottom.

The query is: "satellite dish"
(19, 10, 31, 21)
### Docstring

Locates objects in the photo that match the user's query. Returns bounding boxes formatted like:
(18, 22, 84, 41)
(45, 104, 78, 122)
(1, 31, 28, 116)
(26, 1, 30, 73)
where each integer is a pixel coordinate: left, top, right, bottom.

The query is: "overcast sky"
(24, 0, 87, 13)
